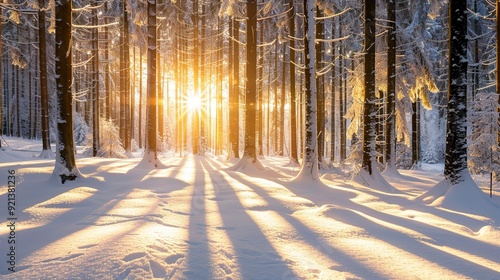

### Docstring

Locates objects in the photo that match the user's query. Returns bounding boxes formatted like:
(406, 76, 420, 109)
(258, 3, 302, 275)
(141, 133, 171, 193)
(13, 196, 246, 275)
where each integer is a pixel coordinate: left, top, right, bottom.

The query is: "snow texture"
(0, 137, 499, 279)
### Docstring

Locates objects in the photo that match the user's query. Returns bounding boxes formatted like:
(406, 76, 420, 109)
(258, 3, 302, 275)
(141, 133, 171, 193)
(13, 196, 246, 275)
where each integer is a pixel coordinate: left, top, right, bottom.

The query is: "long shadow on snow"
(201, 159, 295, 280)
(2, 161, 188, 275)
(183, 156, 211, 279)
(280, 178, 500, 279)
(224, 170, 382, 279)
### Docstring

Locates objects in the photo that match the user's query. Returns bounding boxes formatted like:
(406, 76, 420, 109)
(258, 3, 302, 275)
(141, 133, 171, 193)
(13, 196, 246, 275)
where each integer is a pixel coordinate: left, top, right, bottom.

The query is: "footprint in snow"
(165, 253, 184, 264)
(123, 252, 146, 262)
(149, 260, 167, 278)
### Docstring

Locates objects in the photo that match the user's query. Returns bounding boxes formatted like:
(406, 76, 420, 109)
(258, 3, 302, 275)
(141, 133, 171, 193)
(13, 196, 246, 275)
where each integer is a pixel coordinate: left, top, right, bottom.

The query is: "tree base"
(39, 149, 55, 159)
(415, 171, 499, 218)
(354, 168, 400, 193)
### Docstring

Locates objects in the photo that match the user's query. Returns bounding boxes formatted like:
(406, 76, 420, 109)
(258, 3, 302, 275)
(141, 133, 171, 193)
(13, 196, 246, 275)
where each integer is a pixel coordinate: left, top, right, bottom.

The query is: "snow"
(1, 137, 500, 279)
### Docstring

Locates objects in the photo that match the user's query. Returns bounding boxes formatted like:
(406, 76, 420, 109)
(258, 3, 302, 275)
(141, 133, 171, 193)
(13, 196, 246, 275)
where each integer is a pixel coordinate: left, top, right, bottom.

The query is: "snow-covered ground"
(0, 137, 499, 279)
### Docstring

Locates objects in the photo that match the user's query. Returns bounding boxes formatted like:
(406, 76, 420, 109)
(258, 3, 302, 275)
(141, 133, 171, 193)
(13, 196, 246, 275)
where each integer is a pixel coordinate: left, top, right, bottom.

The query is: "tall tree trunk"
(295, 0, 319, 181)
(120, 0, 131, 154)
(288, 3, 298, 163)
(38, 0, 51, 155)
(104, 2, 110, 120)
(445, 0, 468, 184)
(92, 0, 100, 157)
(385, 0, 396, 169)
(54, 0, 78, 183)
(242, 0, 258, 161)
(229, 18, 240, 158)
(316, 7, 325, 166)
(280, 42, 286, 156)
(361, 0, 377, 175)
(142, 0, 160, 165)
(258, 20, 264, 156)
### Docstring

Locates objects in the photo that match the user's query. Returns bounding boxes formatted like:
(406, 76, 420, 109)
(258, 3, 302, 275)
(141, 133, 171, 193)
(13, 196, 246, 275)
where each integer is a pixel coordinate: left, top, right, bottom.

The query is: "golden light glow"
(186, 91, 202, 112)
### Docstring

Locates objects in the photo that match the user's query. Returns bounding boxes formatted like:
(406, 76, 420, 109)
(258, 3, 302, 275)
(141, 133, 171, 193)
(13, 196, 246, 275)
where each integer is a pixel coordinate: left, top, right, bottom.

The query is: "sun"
(185, 91, 202, 113)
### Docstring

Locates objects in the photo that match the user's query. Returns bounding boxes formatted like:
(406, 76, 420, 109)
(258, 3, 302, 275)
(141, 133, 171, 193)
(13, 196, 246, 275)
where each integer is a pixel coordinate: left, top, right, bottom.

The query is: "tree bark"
(316, 7, 325, 166)
(230, 18, 240, 158)
(385, 0, 396, 168)
(38, 0, 51, 153)
(92, 0, 100, 157)
(143, 0, 158, 163)
(243, 0, 258, 161)
(295, 0, 319, 181)
(54, 0, 78, 183)
(445, 0, 468, 184)
(287, 3, 298, 163)
(361, 0, 377, 175)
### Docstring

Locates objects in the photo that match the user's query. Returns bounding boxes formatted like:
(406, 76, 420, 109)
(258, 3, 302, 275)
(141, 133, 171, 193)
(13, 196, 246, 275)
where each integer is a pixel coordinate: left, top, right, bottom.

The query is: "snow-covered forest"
(0, 0, 499, 279)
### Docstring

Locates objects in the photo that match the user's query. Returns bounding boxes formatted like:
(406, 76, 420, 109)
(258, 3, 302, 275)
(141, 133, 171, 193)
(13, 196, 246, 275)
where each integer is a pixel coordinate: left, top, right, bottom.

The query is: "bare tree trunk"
(295, 0, 319, 181)
(316, 7, 325, 166)
(243, 0, 258, 161)
(361, 0, 377, 175)
(288, 3, 298, 163)
(142, 0, 160, 165)
(92, 0, 100, 157)
(229, 19, 240, 158)
(38, 0, 52, 155)
(54, 0, 78, 183)
(445, 0, 468, 184)
(385, 0, 396, 169)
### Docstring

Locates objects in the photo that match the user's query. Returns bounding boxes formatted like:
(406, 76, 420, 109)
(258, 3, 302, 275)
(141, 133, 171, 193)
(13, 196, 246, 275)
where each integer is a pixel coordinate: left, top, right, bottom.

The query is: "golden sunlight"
(186, 91, 202, 113)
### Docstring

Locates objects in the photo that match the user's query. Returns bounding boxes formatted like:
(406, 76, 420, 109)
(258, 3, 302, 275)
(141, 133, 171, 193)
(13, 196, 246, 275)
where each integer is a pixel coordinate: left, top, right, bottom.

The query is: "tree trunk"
(38, 0, 51, 155)
(243, 0, 258, 161)
(288, 3, 298, 163)
(361, 0, 377, 175)
(92, 0, 100, 157)
(445, 0, 468, 184)
(258, 20, 264, 156)
(143, 0, 159, 165)
(54, 0, 78, 183)
(316, 7, 325, 166)
(280, 42, 286, 156)
(230, 18, 240, 158)
(385, 0, 396, 168)
(120, 0, 131, 154)
(295, 0, 319, 181)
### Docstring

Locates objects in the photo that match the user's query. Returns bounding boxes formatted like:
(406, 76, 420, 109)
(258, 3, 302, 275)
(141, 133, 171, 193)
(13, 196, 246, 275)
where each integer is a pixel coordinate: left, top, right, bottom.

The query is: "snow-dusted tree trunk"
(445, 0, 468, 183)
(92, 0, 100, 157)
(229, 18, 240, 158)
(295, 0, 319, 181)
(38, 0, 52, 157)
(361, 0, 377, 175)
(243, 0, 257, 161)
(288, 2, 298, 163)
(316, 7, 325, 166)
(142, 0, 160, 166)
(385, 0, 396, 169)
(120, 0, 131, 154)
(54, 0, 78, 183)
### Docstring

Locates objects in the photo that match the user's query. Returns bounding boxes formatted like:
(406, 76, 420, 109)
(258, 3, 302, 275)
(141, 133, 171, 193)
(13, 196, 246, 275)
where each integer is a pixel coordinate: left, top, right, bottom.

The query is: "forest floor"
(0, 137, 499, 279)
